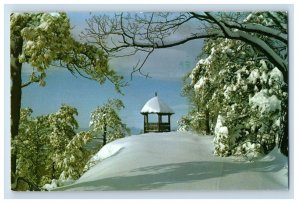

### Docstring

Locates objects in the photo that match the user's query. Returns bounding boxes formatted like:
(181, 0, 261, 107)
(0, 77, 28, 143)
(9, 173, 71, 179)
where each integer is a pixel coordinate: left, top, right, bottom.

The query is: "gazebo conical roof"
(140, 95, 174, 114)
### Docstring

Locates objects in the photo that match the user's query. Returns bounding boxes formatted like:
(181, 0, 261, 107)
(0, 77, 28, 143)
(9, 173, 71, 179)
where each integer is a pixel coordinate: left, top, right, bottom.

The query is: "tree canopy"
(10, 12, 126, 189)
(11, 12, 124, 90)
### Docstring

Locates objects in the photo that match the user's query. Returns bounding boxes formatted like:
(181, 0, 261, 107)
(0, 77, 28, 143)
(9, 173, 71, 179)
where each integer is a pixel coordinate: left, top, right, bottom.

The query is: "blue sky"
(22, 67, 189, 130)
(21, 12, 204, 131)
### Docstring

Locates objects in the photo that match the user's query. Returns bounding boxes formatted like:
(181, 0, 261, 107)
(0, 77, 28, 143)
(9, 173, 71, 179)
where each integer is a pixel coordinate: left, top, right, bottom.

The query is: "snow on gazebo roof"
(140, 94, 174, 114)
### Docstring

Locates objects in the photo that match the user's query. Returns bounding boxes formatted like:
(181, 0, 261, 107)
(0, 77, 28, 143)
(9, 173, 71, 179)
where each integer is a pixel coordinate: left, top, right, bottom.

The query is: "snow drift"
(54, 132, 288, 191)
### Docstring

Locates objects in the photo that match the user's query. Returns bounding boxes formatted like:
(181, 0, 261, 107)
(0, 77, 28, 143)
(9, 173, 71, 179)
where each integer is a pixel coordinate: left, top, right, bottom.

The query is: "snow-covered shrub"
(177, 115, 192, 132)
(42, 178, 75, 191)
(177, 110, 210, 134)
(214, 115, 231, 156)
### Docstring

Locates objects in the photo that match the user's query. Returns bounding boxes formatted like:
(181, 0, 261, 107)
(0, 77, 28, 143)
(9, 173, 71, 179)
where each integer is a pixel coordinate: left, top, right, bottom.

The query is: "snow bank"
(256, 147, 288, 187)
(84, 140, 125, 171)
(260, 146, 287, 162)
(54, 132, 288, 191)
(91, 141, 124, 161)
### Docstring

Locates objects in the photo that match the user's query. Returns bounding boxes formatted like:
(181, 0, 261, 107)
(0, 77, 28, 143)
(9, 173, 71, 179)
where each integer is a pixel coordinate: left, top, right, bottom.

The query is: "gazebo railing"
(144, 122, 170, 132)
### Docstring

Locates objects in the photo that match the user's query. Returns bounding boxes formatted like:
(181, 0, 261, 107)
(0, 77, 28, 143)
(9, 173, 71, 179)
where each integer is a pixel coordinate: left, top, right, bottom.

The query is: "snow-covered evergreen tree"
(89, 99, 130, 146)
(59, 131, 93, 180)
(189, 25, 287, 157)
(178, 74, 208, 133)
(179, 49, 220, 135)
(13, 105, 94, 190)
(12, 108, 44, 190)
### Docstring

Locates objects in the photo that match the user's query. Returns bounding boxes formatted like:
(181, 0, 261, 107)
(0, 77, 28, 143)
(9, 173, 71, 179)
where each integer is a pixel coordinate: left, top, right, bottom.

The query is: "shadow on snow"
(56, 157, 287, 191)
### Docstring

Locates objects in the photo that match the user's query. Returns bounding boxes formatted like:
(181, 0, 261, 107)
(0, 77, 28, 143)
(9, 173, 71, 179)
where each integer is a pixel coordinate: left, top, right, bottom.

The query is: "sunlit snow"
(53, 132, 288, 191)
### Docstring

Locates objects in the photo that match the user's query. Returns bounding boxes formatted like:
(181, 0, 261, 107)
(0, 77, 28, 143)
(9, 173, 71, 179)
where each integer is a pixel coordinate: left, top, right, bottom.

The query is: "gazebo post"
(144, 114, 148, 133)
(168, 114, 171, 131)
(158, 114, 162, 132)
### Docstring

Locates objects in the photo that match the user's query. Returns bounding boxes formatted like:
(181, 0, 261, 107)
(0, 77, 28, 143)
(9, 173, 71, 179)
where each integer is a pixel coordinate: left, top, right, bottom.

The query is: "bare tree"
(82, 11, 288, 155)
(82, 12, 287, 78)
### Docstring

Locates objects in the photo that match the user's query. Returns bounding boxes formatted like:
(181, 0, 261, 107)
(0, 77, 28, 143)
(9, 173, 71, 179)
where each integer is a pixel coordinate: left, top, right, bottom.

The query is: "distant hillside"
(76, 127, 90, 133)
(129, 127, 143, 135)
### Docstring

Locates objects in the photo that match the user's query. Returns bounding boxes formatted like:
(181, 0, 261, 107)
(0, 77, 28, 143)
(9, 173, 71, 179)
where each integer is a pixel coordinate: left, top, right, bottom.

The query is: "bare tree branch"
(131, 48, 154, 79)
(21, 78, 39, 88)
(82, 11, 288, 81)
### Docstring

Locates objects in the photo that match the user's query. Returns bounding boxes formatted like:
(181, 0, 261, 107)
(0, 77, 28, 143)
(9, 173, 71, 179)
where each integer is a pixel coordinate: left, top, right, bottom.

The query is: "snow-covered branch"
(204, 12, 287, 80)
(221, 21, 287, 43)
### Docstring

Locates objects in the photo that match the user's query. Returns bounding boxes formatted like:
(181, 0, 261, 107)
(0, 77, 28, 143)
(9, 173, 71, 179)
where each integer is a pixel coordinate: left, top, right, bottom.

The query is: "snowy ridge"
(54, 132, 288, 191)
(91, 141, 125, 162)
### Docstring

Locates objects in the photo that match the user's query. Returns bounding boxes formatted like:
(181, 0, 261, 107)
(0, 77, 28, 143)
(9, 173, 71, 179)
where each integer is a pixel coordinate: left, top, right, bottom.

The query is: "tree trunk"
(277, 70, 288, 156)
(103, 122, 107, 146)
(10, 28, 23, 187)
(279, 81, 288, 156)
(280, 111, 288, 156)
(205, 108, 210, 134)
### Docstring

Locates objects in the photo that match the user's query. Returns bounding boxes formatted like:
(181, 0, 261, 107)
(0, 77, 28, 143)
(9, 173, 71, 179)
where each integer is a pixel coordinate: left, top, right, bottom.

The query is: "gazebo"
(140, 93, 174, 133)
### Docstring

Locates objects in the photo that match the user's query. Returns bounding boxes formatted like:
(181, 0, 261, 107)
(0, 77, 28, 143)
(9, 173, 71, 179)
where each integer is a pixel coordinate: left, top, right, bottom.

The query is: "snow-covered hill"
(54, 132, 288, 191)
